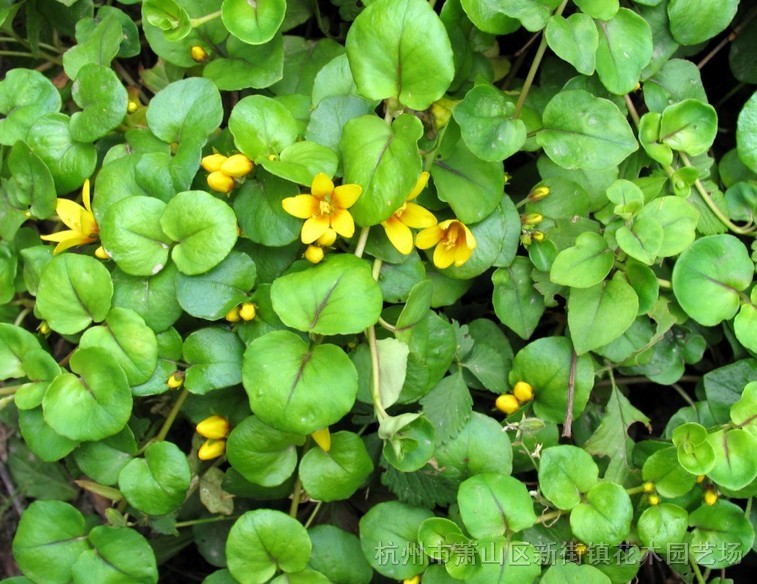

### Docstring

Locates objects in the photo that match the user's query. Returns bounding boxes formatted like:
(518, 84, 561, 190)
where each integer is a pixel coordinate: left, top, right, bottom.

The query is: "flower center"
(443, 224, 460, 248)
(319, 200, 334, 215)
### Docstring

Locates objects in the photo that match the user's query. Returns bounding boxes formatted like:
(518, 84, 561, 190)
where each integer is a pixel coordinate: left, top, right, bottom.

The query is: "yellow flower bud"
(196, 415, 230, 439)
(220, 154, 254, 178)
(703, 489, 718, 506)
(311, 427, 331, 452)
(643, 481, 655, 493)
(495, 394, 520, 415)
(225, 306, 241, 323)
(201, 153, 228, 173)
(527, 185, 550, 202)
(696, 474, 705, 483)
(239, 302, 256, 322)
(575, 543, 587, 557)
(305, 245, 325, 264)
(167, 372, 184, 389)
(648, 494, 660, 506)
(267, 154, 278, 161)
(38, 321, 51, 336)
(521, 213, 543, 226)
(127, 100, 139, 114)
(403, 577, 420, 584)
(198, 439, 226, 460)
(512, 381, 534, 403)
(94, 246, 110, 260)
(430, 96, 456, 130)
(520, 233, 532, 246)
(316, 228, 337, 247)
(531, 231, 545, 242)
(191, 45, 209, 63)
(207, 171, 235, 194)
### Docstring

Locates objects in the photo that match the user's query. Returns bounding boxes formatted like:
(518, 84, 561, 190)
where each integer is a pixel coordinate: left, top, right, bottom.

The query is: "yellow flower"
(282, 173, 362, 244)
(196, 415, 230, 440)
(305, 244, 325, 264)
(703, 489, 718, 506)
(167, 372, 184, 390)
(381, 172, 437, 255)
(311, 427, 331, 452)
(225, 306, 241, 323)
(40, 179, 99, 254)
(221, 154, 254, 178)
(191, 45, 209, 62)
(512, 381, 534, 403)
(239, 302, 256, 321)
(415, 219, 476, 269)
(207, 171, 235, 194)
(198, 439, 226, 460)
(201, 153, 228, 173)
(495, 394, 520, 415)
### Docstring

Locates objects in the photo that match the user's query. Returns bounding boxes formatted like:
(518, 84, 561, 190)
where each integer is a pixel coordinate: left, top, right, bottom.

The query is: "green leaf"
(226, 415, 304, 487)
(570, 482, 633, 545)
(70, 64, 128, 143)
(704, 360, 757, 425)
(183, 327, 244, 394)
(660, 99, 718, 156)
(0, 323, 42, 380)
(595, 9, 653, 95)
(672, 234, 753, 326)
(457, 473, 537, 538)
(574, 0, 618, 20)
(537, 89, 638, 170)
(616, 217, 664, 264)
(100, 196, 171, 277)
(306, 95, 374, 152)
(550, 231, 614, 288)
(7, 141, 56, 219)
(147, 77, 222, 147)
(229, 95, 299, 161)
(542, 564, 611, 584)
(636, 196, 699, 257)
(226, 509, 311, 583)
(730, 381, 757, 438)
(18, 407, 79, 462)
(667, 0, 739, 46)
(0, 69, 61, 146)
(74, 427, 137, 486)
(261, 140, 339, 186)
(27, 113, 97, 194)
(176, 251, 256, 320)
(689, 501, 755, 569)
(452, 84, 527, 162)
(736, 91, 757, 175)
(381, 414, 436, 472)
(142, 0, 192, 41)
(299, 431, 373, 501)
(12, 501, 90, 584)
(374, 338, 410, 409)
(459, 0, 520, 35)
(271, 254, 383, 335)
(222, 0, 286, 45)
(642, 446, 696, 498)
(203, 34, 284, 91)
(112, 265, 183, 333)
(43, 348, 132, 441)
(7, 438, 78, 500)
(644, 58, 708, 114)
(468, 538, 540, 584)
(341, 114, 423, 226)
(545, 13, 598, 76)
(706, 429, 757, 491)
(431, 137, 507, 224)
(71, 526, 158, 584)
(637, 504, 688, 551)
(358, 501, 432, 579)
(308, 525, 373, 584)
(243, 330, 358, 435)
(346, 0, 454, 110)
(509, 337, 594, 424)
(672, 422, 716, 475)
(118, 441, 191, 515)
(233, 171, 301, 247)
(420, 372, 473, 445)
(79, 307, 158, 386)
(160, 190, 238, 276)
(538, 445, 599, 511)
(62, 13, 122, 79)
(568, 275, 639, 355)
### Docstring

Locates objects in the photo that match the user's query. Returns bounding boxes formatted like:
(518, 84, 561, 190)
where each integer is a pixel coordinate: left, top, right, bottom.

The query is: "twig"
(562, 350, 577, 438)
(0, 459, 25, 517)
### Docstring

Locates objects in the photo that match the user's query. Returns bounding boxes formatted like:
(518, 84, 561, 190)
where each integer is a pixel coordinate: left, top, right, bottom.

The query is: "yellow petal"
(460, 222, 477, 249)
(198, 439, 226, 460)
(82, 179, 92, 213)
(382, 217, 414, 255)
(196, 415, 230, 439)
(53, 235, 92, 255)
(453, 242, 474, 266)
(311, 173, 335, 199)
(201, 153, 228, 173)
(330, 208, 355, 238)
(332, 183, 362, 209)
(301, 215, 331, 244)
(407, 171, 430, 201)
(433, 243, 456, 269)
(81, 211, 98, 237)
(311, 427, 331, 452)
(56, 198, 86, 232)
(282, 195, 319, 219)
(40, 229, 78, 243)
(400, 202, 437, 229)
(415, 225, 444, 249)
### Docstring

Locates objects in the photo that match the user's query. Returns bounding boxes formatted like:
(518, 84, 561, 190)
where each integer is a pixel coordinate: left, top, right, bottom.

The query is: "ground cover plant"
(0, 0, 756, 582)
